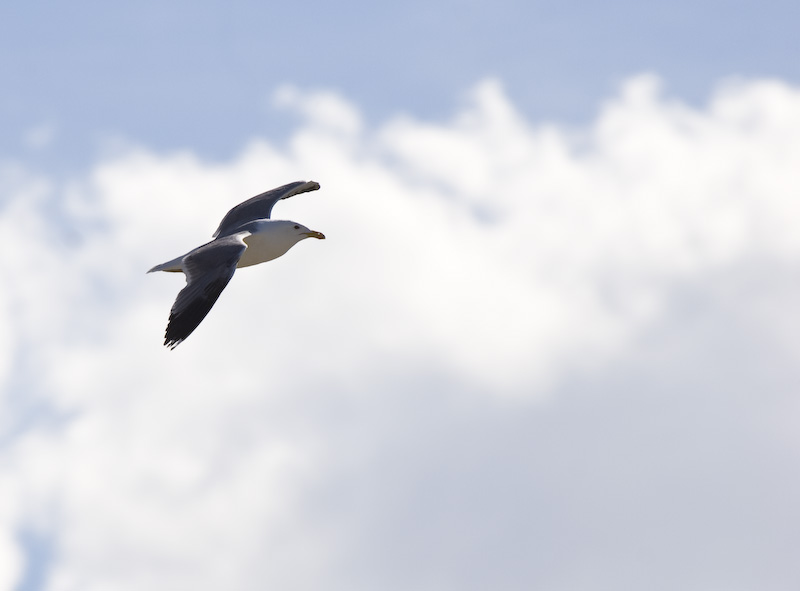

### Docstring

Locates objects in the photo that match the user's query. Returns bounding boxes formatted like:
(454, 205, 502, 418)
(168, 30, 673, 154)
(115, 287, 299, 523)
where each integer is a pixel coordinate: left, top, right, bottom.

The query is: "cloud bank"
(1, 74, 800, 590)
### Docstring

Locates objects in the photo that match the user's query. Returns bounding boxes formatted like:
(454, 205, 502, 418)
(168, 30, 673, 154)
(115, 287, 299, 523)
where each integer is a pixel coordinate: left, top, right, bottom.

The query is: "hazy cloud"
(1, 74, 800, 590)
(22, 124, 56, 152)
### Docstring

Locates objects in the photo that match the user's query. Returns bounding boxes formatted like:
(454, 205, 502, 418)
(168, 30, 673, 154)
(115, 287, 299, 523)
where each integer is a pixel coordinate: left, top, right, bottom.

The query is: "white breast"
(237, 230, 301, 268)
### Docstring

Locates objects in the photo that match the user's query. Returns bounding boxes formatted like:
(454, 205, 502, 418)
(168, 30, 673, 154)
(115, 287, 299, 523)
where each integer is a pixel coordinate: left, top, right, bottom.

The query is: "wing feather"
(164, 234, 248, 349)
(212, 180, 320, 238)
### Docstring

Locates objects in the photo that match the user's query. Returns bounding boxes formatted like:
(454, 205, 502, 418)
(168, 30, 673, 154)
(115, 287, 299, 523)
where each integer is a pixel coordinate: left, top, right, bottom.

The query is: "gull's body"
(148, 180, 324, 348)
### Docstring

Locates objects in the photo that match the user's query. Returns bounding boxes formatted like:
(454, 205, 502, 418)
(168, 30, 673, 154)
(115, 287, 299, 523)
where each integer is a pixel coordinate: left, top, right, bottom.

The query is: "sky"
(2, 1, 800, 590)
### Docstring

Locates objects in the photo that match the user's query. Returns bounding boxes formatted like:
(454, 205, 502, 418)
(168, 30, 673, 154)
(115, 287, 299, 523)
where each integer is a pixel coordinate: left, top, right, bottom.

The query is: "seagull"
(148, 180, 325, 349)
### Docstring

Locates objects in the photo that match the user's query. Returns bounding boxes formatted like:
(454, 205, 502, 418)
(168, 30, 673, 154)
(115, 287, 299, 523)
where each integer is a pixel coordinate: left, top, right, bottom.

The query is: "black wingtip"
(163, 309, 197, 349)
(164, 336, 182, 350)
(281, 180, 320, 199)
(163, 315, 194, 349)
(164, 327, 184, 349)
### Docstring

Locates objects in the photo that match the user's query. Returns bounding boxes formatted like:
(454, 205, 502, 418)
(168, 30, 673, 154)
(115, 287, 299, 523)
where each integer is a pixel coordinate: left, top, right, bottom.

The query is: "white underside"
(237, 231, 299, 267)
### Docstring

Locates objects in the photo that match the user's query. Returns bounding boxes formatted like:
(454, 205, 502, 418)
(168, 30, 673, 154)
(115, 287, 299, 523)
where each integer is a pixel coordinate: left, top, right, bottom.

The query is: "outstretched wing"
(213, 180, 320, 238)
(164, 234, 249, 349)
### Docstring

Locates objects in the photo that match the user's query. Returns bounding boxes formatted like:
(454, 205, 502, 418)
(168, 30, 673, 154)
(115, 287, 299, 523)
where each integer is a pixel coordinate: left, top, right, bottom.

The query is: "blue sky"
(2, 2, 800, 590)
(3, 0, 799, 168)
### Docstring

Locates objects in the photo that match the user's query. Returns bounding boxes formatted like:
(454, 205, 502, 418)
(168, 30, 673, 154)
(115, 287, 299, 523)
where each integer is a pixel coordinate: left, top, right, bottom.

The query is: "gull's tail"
(147, 254, 186, 274)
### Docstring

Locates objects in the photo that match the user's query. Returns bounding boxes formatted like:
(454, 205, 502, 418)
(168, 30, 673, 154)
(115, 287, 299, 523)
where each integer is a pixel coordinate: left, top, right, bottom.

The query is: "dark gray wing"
(213, 180, 320, 238)
(164, 234, 248, 349)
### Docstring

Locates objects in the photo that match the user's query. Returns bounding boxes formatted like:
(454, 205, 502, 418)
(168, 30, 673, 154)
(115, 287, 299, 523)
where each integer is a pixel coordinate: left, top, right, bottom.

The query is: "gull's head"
(267, 220, 325, 242)
(294, 222, 325, 241)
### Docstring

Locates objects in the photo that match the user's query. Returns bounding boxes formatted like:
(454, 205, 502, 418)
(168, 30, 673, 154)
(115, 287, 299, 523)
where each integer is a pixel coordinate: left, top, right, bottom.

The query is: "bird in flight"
(148, 180, 325, 348)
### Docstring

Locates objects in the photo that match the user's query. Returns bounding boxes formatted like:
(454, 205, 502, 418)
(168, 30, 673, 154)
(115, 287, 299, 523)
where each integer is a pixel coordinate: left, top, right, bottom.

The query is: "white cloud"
(274, 84, 363, 138)
(1, 74, 800, 590)
(22, 124, 56, 151)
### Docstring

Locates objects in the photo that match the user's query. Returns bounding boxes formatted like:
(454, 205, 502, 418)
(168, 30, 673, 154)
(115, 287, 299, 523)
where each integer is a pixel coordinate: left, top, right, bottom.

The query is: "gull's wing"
(213, 180, 320, 238)
(164, 234, 249, 349)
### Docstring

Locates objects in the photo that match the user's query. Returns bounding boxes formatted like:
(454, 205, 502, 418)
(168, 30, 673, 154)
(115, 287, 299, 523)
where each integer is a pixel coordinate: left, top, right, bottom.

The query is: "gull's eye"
(294, 225, 300, 229)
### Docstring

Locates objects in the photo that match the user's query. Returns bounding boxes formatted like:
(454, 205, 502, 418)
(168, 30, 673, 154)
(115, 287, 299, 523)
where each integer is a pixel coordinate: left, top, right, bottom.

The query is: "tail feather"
(147, 255, 186, 273)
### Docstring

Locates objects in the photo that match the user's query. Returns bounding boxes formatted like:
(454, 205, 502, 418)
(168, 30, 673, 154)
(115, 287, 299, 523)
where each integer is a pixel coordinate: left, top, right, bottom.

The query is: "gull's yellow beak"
(304, 230, 326, 240)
